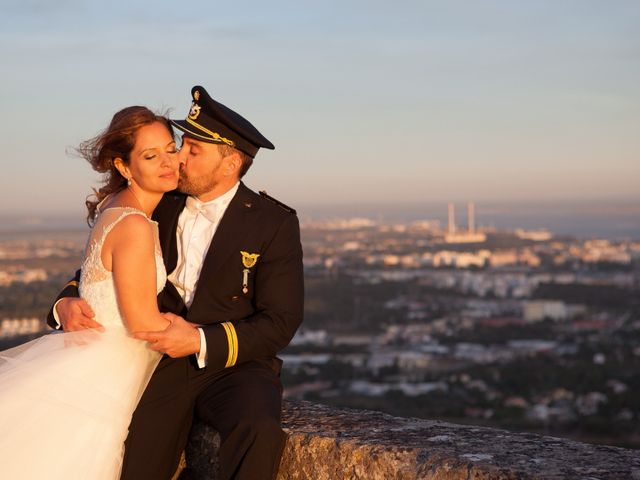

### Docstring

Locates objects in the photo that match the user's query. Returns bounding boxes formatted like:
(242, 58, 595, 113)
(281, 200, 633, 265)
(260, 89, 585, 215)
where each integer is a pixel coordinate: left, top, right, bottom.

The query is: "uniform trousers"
(120, 357, 286, 480)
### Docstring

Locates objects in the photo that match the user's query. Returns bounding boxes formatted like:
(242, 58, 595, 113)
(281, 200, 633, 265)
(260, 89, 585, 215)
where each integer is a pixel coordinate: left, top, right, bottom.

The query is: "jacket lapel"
(154, 192, 186, 273)
(153, 192, 187, 314)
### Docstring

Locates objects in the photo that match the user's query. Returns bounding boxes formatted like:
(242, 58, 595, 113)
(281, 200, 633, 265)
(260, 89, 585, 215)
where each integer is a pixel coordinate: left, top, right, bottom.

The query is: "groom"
(48, 86, 304, 479)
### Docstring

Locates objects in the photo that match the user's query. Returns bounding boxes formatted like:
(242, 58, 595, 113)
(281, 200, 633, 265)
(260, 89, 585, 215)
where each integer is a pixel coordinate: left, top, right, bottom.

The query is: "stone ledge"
(180, 399, 640, 480)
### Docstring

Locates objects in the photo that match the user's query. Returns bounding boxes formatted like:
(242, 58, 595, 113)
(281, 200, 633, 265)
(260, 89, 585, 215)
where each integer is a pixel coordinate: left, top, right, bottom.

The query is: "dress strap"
(88, 208, 153, 257)
(95, 193, 114, 214)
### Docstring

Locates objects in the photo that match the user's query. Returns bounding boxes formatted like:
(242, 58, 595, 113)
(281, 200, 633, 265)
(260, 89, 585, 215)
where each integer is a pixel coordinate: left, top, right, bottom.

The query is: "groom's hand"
(134, 313, 200, 358)
(56, 297, 103, 332)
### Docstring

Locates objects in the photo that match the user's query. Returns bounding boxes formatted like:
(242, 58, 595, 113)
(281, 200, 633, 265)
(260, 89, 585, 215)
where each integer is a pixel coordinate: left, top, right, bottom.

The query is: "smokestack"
(468, 202, 475, 234)
(448, 203, 456, 235)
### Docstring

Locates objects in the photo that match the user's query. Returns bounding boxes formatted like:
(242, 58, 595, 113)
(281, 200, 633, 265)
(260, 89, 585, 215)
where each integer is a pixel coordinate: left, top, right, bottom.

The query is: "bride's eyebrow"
(139, 140, 175, 153)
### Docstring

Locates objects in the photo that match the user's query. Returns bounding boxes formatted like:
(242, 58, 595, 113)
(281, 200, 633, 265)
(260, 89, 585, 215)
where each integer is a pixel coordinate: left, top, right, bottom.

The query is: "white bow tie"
(185, 196, 218, 223)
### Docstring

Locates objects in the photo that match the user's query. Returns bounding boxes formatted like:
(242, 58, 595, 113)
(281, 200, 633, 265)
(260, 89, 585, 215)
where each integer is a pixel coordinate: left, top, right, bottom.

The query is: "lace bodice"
(79, 208, 166, 330)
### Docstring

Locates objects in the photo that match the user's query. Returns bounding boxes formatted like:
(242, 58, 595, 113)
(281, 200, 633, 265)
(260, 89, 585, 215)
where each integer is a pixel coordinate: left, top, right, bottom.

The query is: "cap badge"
(188, 101, 201, 120)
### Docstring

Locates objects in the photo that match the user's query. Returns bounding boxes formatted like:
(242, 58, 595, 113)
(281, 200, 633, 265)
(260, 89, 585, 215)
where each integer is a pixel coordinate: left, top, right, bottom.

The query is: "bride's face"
(127, 121, 179, 193)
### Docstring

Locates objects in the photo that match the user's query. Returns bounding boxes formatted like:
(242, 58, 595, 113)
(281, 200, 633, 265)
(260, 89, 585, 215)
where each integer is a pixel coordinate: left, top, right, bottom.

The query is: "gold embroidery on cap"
(185, 118, 235, 147)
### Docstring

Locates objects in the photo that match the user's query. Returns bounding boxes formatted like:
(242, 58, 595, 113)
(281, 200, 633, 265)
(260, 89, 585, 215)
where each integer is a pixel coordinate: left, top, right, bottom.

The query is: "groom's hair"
(220, 144, 253, 178)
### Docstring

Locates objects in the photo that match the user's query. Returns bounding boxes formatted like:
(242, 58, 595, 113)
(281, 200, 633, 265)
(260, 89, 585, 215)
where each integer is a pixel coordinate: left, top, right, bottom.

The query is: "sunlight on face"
(127, 121, 179, 194)
(177, 137, 227, 196)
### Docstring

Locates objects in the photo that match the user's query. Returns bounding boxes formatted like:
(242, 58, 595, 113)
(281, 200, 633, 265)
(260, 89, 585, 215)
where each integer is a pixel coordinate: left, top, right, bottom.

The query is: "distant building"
(0, 318, 45, 338)
(433, 250, 489, 268)
(333, 334, 374, 347)
(515, 229, 553, 241)
(488, 250, 519, 267)
(518, 248, 542, 267)
(522, 301, 568, 322)
(289, 329, 329, 347)
(0, 268, 48, 286)
(582, 240, 632, 264)
(382, 254, 400, 266)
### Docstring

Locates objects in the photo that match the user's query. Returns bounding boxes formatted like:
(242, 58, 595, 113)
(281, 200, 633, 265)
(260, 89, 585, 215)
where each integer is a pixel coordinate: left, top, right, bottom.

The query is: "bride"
(0, 106, 179, 478)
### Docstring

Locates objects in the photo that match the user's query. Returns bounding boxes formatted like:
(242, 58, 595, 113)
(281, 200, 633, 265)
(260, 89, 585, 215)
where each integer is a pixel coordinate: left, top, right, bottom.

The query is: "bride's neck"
(104, 189, 161, 218)
(126, 186, 161, 218)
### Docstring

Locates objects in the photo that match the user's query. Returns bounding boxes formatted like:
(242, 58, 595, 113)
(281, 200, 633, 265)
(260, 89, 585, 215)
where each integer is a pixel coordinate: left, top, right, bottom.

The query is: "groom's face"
(177, 136, 240, 198)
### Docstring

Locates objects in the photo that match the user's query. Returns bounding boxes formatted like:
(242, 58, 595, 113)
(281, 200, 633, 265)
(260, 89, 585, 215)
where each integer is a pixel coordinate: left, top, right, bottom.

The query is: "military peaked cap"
(171, 86, 275, 158)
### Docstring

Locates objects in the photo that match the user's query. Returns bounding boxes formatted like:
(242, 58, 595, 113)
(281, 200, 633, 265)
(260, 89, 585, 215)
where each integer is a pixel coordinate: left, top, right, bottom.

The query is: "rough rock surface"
(178, 399, 640, 480)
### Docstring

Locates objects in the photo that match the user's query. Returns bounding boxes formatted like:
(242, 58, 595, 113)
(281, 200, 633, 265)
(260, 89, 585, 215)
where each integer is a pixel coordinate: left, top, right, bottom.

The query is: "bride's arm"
(107, 214, 169, 333)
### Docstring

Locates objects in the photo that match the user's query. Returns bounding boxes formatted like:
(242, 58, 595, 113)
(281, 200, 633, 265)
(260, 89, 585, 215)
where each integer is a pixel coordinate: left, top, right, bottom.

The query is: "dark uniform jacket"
(47, 182, 304, 374)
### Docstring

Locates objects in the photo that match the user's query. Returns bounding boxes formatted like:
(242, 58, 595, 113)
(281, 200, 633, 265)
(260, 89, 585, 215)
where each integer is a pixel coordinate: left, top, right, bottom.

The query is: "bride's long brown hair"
(77, 106, 173, 225)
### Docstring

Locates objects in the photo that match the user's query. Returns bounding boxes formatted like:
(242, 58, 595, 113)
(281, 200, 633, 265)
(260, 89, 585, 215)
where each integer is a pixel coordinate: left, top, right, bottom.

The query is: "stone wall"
(178, 400, 640, 480)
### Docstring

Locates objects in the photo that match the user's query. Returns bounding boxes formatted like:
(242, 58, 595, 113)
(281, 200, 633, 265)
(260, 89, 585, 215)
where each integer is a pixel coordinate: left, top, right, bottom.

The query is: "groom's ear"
(223, 151, 242, 177)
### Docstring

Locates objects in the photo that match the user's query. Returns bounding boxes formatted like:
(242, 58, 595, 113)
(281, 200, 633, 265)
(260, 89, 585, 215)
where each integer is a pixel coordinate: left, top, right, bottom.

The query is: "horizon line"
(2, 194, 639, 217)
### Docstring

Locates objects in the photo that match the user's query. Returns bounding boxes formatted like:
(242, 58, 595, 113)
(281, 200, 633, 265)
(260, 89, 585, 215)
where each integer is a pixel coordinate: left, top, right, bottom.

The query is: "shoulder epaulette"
(259, 191, 296, 214)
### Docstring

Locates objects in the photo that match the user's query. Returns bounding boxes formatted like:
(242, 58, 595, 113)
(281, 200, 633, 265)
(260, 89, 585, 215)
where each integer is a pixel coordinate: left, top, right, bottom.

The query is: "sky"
(0, 0, 639, 217)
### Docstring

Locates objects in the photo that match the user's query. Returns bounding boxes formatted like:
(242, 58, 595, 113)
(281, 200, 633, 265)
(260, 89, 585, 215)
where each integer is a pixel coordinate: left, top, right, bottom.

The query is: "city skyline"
(1, 0, 639, 215)
(3, 200, 639, 449)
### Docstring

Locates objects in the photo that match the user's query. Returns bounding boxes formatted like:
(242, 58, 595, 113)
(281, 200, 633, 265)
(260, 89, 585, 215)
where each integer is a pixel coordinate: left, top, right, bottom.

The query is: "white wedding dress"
(0, 208, 164, 479)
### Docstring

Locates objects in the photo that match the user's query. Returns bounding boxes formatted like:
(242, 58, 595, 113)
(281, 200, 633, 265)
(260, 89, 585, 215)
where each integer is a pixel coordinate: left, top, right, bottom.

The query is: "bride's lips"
(159, 172, 177, 180)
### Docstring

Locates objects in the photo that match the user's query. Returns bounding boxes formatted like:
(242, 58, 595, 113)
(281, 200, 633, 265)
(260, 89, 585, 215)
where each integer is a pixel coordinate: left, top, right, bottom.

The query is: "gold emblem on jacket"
(240, 251, 260, 294)
(241, 251, 260, 268)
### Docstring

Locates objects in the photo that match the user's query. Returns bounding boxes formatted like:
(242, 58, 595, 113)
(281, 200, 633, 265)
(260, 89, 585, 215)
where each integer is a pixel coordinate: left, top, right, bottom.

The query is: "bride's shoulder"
(100, 210, 155, 247)
(110, 211, 154, 234)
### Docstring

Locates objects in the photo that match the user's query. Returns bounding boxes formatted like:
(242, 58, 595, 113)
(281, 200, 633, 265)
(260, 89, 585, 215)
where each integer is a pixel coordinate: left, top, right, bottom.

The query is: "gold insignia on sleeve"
(240, 251, 260, 294)
(221, 321, 238, 368)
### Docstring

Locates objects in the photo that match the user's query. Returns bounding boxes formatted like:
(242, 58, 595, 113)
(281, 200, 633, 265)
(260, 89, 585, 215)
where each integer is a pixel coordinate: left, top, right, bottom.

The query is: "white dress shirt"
(169, 182, 240, 367)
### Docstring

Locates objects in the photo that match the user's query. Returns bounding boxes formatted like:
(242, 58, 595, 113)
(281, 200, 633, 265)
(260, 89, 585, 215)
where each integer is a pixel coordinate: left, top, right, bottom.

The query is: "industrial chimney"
(468, 202, 475, 234)
(448, 202, 456, 235)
